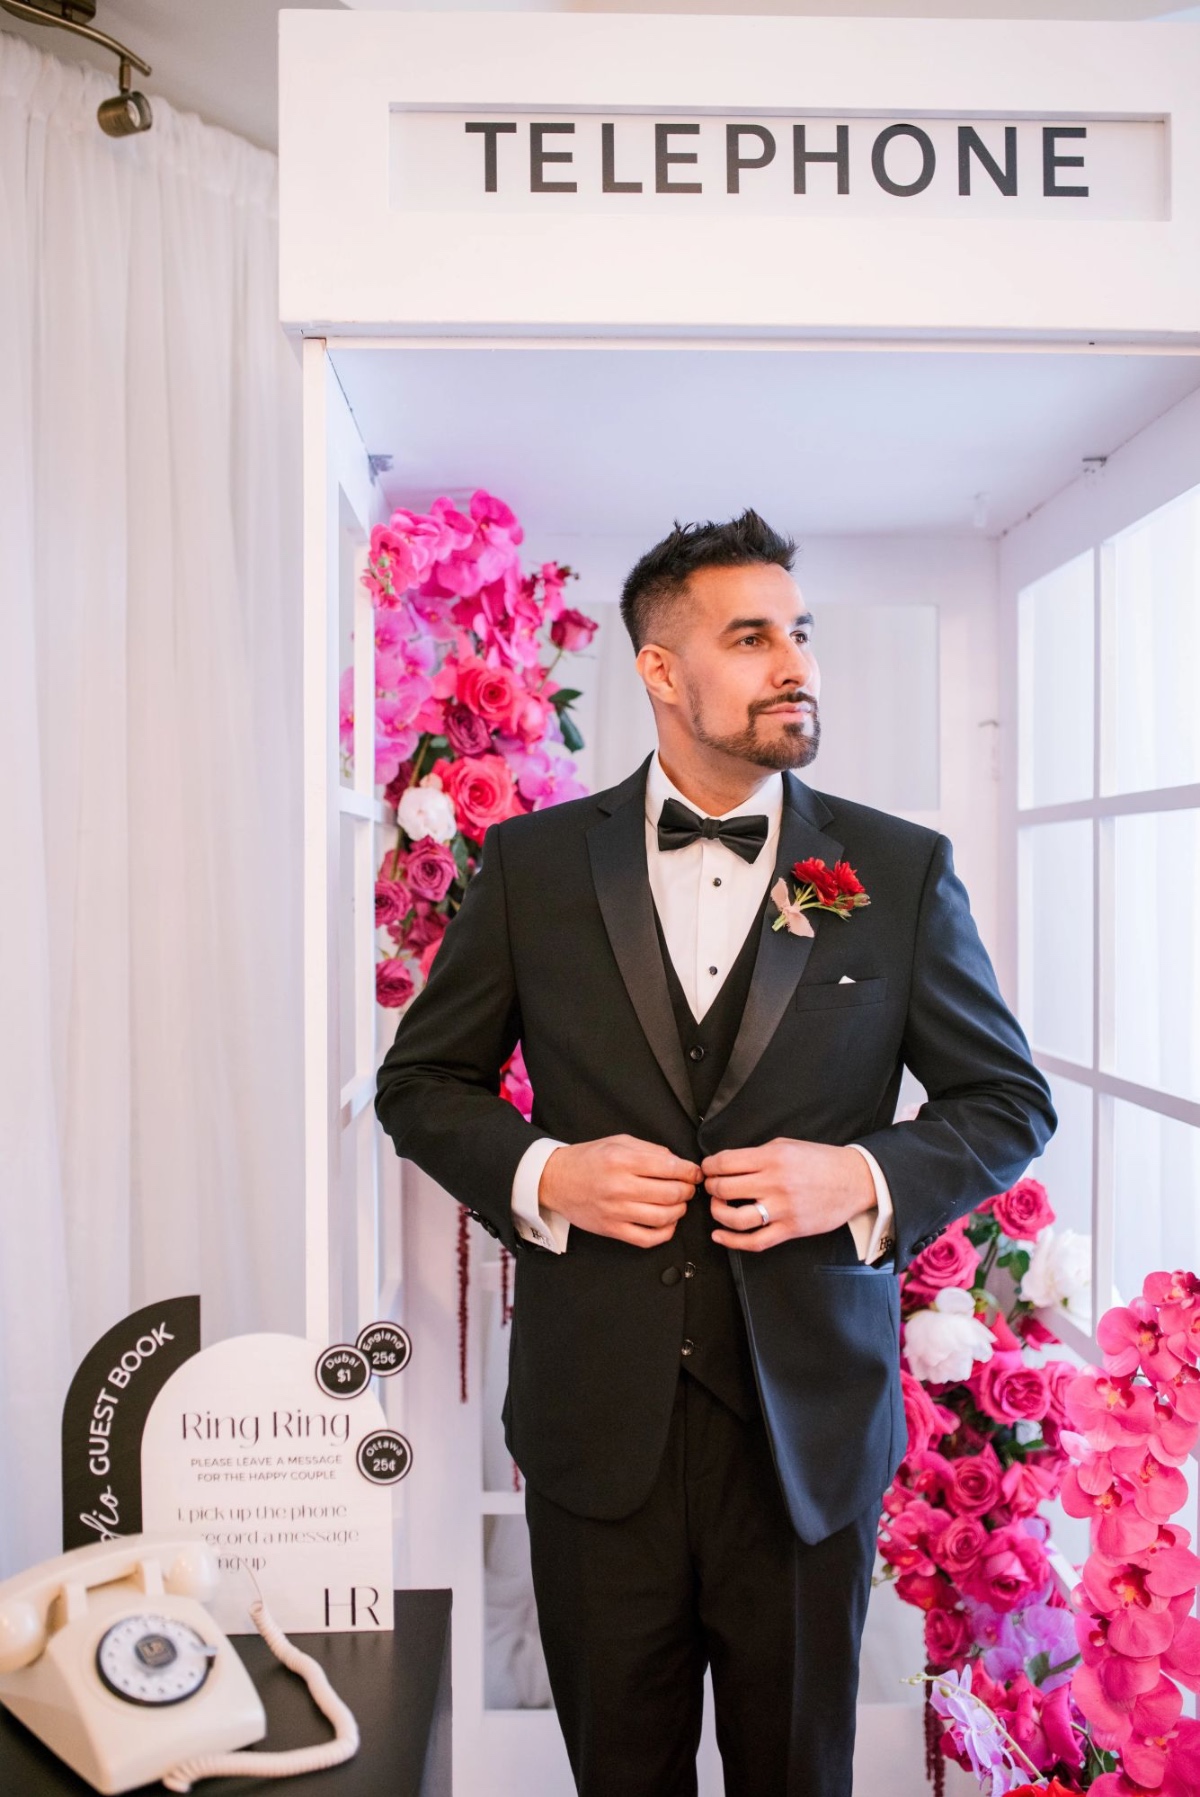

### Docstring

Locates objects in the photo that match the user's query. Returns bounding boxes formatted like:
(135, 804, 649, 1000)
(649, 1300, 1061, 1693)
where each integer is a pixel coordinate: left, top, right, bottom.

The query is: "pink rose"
(550, 606, 599, 652)
(960, 1525, 1050, 1613)
(434, 753, 518, 841)
(900, 1370, 956, 1462)
(903, 1218, 980, 1305)
(417, 933, 444, 981)
(973, 1353, 1050, 1425)
(985, 1178, 1056, 1241)
(508, 688, 554, 746)
(457, 658, 520, 726)
(946, 1447, 1004, 1517)
(375, 879, 410, 930)
(444, 700, 493, 758)
(1000, 1460, 1058, 1518)
(401, 900, 447, 953)
(925, 1604, 974, 1668)
(931, 1514, 989, 1579)
(376, 957, 415, 1009)
(405, 835, 458, 903)
(1041, 1358, 1078, 1430)
(895, 1569, 956, 1612)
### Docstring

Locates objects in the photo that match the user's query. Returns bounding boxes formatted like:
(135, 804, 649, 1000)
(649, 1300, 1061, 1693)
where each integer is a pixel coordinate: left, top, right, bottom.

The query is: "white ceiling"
(0, 3, 1196, 153)
(329, 344, 1200, 538)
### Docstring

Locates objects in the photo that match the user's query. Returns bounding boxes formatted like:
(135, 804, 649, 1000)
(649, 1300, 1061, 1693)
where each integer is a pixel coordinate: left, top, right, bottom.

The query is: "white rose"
(1020, 1226, 1091, 1317)
(903, 1287, 995, 1386)
(396, 780, 458, 846)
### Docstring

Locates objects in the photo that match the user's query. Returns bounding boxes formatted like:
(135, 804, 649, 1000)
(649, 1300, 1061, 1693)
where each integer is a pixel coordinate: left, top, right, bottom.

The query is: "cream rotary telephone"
(0, 1534, 359, 1794)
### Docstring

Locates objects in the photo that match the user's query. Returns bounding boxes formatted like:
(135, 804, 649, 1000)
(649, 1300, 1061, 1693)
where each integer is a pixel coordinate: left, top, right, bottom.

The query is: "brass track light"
(0, 0, 152, 135)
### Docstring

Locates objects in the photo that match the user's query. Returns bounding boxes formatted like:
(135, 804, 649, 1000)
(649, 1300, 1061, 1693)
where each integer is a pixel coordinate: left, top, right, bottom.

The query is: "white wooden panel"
(280, 13, 1200, 343)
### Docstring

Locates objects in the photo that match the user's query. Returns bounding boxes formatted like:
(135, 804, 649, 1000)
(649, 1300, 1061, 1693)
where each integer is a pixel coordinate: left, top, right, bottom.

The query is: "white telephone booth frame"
(282, 12, 1200, 1793)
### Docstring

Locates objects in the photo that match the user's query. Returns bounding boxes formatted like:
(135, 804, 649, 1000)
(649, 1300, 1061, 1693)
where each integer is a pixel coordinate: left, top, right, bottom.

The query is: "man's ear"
(636, 642, 678, 708)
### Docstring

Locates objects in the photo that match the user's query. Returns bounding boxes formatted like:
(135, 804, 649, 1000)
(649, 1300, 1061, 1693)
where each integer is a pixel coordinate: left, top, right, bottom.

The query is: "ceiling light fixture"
(0, 0, 152, 136)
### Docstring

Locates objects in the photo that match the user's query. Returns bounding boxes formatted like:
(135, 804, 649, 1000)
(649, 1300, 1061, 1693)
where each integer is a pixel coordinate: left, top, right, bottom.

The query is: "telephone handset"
(0, 1534, 359, 1794)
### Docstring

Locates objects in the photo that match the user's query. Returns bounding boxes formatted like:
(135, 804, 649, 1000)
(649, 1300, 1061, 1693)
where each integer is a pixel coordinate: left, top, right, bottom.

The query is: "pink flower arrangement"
(897, 1223, 1200, 1796)
(348, 491, 597, 1412)
(881, 1180, 1093, 1794)
(1062, 1272, 1200, 1797)
(348, 488, 595, 1075)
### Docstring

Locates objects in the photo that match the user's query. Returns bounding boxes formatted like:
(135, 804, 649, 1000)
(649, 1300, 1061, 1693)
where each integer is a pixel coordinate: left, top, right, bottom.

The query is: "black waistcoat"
(651, 893, 766, 1422)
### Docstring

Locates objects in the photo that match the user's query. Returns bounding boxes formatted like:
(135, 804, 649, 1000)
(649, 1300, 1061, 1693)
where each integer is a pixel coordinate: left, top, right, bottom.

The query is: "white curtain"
(0, 31, 304, 1576)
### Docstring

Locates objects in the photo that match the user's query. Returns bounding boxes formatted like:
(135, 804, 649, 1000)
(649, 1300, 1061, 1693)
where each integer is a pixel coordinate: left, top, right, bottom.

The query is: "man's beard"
(684, 682, 821, 771)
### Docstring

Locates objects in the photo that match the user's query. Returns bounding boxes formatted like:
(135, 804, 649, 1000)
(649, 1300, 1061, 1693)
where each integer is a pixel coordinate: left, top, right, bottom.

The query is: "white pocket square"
(838, 975, 856, 984)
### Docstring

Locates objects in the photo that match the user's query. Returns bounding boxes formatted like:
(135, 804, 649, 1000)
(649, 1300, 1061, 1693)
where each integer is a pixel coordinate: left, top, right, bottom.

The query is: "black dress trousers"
(524, 1368, 879, 1797)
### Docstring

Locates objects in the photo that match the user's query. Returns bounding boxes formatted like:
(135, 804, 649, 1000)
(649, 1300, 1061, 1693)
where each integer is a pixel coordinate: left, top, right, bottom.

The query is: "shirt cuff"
(511, 1136, 571, 1254)
(845, 1144, 896, 1264)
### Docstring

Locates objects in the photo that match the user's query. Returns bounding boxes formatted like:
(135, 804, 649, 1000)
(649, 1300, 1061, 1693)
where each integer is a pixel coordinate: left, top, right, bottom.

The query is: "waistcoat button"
(683, 1262, 696, 1279)
(689, 1045, 705, 1061)
(660, 1266, 681, 1286)
(681, 1339, 695, 1357)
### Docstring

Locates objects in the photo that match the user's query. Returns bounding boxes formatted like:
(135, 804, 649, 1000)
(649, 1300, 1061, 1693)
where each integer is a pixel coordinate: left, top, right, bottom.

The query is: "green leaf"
(998, 1248, 1031, 1280)
(1026, 1651, 1051, 1686)
(549, 688, 583, 709)
(559, 713, 584, 753)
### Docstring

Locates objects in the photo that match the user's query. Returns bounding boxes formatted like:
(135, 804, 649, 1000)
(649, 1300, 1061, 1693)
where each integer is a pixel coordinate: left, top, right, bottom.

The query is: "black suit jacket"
(375, 753, 1056, 1542)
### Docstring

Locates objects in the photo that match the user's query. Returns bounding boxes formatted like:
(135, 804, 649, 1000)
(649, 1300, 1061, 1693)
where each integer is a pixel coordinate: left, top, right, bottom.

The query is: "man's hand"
(539, 1134, 702, 1248)
(703, 1138, 875, 1253)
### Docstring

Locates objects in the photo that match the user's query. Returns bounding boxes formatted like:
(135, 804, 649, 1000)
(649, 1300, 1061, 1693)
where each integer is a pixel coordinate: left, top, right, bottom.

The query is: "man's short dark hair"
(619, 509, 796, 653)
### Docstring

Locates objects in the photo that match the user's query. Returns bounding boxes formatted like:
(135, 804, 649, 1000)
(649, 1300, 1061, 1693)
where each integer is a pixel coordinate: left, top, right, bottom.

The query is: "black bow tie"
(656, 796, 770, 865)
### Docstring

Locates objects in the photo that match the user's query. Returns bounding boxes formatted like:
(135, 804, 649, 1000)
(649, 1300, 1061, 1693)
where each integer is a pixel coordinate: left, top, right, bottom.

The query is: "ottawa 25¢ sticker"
(356, 1430, 412, 1486)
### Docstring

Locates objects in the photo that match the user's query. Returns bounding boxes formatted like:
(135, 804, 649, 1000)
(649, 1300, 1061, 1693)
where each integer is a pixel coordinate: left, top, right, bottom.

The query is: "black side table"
(0, 1589, 451, 1797)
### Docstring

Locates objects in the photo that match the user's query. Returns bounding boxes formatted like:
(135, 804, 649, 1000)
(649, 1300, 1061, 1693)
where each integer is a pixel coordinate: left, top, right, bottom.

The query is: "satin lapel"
(586, 762, 700, 1125)
(701, 774, 844, 1127)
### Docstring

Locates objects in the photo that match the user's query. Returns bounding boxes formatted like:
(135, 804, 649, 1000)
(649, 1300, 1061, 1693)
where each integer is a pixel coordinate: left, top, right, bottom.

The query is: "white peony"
(1020, 1226, 1091, 1318)
(903, 1288, 995, 1385)
(396, 778, 458, 846)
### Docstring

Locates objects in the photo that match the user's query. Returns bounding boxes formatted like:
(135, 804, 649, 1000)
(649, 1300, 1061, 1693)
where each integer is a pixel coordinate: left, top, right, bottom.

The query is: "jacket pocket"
(793, 975, 888, 1012)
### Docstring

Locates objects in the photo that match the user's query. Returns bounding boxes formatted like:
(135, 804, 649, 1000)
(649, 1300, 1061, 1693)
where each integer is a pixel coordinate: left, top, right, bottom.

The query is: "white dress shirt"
(510, 750, 894, 1260)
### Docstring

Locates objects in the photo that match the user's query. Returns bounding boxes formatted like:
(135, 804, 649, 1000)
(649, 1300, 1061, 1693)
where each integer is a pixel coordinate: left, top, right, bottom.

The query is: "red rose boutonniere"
(769, 857, 870, 937)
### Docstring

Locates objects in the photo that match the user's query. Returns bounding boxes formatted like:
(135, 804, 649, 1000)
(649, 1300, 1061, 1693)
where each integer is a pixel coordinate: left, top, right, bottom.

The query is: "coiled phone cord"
(161, 1595, 360, 1791)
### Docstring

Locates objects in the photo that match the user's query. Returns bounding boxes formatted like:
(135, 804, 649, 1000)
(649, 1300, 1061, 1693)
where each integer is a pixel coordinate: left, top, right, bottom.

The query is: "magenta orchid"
(1063, 1271, 1200, 1795)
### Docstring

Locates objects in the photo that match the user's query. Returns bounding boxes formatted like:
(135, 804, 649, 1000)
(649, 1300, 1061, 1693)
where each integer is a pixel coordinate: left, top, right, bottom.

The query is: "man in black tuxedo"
(375, 511, 1056, 1796)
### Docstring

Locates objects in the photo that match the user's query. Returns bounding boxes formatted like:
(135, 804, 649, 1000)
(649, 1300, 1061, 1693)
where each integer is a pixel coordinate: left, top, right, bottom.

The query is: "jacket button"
(660, 1266, 682, 1286)
(689, 1045, 705, 1062)
(683, 1262, 696, 1279)
(681, 1338, 695, 1357)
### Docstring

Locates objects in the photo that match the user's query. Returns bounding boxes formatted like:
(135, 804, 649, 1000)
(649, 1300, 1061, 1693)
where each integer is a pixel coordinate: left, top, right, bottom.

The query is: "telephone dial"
(0, 1534, 358, 1793)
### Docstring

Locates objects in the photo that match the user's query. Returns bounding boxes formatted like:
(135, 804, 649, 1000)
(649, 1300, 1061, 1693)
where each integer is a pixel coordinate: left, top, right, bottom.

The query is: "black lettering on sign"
(958, 125, 1017, 197)
(601, 121, 641, 194)
(726, 124, 775, 194)
(656, 122, 702, 194)
(793, 123, 849, 196)
(465, 120, 517, 194)
(871, 122, 936, 197)
(531, 121, 577, 193)
(1043, 126, 1088, 197)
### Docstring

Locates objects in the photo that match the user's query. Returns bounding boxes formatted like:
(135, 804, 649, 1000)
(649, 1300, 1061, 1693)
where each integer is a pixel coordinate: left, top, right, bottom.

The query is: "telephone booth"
(278, 12, 1200, 1792)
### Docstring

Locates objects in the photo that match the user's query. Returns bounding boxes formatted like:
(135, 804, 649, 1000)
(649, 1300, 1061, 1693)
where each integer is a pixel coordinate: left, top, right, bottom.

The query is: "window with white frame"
(1016, 484, 1200, 1330)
